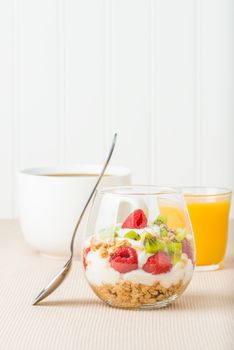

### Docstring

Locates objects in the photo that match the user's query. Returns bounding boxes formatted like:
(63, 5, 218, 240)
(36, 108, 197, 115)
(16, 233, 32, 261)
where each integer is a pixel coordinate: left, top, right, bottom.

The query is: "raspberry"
(143, 252, 172, 274)
(83, 247, 91, 269)
(182, 239, 193, 262)
(110, 246, 138, 273)
(122, 209, 147, 229)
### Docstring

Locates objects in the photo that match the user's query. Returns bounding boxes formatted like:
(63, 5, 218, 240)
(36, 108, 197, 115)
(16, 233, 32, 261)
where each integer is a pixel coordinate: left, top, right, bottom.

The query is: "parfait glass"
(82, 186, 195, 309)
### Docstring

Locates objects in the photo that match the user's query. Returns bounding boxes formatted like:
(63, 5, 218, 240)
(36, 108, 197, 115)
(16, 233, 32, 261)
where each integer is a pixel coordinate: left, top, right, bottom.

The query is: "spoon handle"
(33, 133, 117, 305)
(69, 133, 117, 256)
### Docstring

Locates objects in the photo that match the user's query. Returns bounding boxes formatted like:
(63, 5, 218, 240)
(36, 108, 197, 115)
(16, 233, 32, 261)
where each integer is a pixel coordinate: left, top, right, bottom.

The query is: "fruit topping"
(83, 247, 91, 269)
(167, 242, 182, 255)
(124, 230, 141, 241)
(154, 214, 167, 225)
(167, 242, 182, 264)
(143, 252, 172, 274)
(122, 209, 147, 229)
(160, 227, 168, 237)
(145, 232, 153, 239)
(182, 238, 193, 261)
(175, 228, 188, 242)
(144, 236, 166, 254)
(99, 225, 119, 239)
(110, 246, 138, 273)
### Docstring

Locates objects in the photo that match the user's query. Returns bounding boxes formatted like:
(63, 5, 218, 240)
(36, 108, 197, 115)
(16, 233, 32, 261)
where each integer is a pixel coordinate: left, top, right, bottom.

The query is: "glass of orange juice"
(182, 187, 232, 271)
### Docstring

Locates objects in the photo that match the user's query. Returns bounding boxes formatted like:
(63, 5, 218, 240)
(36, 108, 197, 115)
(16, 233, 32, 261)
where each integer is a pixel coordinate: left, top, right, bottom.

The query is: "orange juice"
(186, 200, 230, 267)
(159, 188, 231, 270)
(159, 206, 188, 230)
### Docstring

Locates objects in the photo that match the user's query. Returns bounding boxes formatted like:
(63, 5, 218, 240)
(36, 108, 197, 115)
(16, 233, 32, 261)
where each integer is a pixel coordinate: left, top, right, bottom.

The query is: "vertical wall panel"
(109, 0, 150, 184)
(0, 0, 233, 217)
(200, 0, 234, 190)
(0, 1, 13, 217)
(64, 0, 105, 164)
(155, 0, 196, 186)
(18, 0, 59, 168)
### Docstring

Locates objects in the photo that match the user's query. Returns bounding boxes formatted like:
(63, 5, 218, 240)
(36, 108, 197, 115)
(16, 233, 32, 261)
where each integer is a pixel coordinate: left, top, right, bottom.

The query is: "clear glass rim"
(181, 186, 232, 198)
(98, 185, 181, 196)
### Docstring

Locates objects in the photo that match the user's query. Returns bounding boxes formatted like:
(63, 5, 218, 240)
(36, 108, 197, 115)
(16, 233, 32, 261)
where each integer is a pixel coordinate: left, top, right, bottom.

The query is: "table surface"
(0, 220, 233, 350)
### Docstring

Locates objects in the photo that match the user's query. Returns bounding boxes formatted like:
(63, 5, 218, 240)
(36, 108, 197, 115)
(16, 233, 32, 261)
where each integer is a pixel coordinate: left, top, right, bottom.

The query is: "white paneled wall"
(0, 0, 233, 218)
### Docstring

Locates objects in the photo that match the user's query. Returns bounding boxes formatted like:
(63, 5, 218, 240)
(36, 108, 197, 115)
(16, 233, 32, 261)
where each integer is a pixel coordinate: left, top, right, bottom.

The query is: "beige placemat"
(0, 220, 233, 350)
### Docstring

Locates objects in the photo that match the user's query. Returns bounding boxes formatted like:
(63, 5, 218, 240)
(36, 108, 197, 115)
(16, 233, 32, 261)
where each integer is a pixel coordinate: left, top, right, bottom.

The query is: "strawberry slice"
(143, 252, 172, 274)
(122, 209, 147, 229)
(182, 239, 194, 263)
(83, 247, 91, 269)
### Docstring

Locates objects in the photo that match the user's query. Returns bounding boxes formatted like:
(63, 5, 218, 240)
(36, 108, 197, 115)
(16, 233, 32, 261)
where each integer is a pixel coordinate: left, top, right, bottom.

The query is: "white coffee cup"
(18, 164, 131, 257)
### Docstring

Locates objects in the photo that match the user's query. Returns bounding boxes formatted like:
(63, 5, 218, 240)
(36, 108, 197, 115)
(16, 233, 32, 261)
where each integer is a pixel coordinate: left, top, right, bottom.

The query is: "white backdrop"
(0, 0, 233, 218)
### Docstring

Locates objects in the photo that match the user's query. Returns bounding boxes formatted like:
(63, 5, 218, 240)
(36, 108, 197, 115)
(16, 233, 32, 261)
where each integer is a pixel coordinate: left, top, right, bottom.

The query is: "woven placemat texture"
(0, 220, 233, 350)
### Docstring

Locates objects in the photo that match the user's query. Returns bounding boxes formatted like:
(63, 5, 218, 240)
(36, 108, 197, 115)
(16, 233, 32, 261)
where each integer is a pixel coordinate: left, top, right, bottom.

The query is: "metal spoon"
(33, 133, 117, 305)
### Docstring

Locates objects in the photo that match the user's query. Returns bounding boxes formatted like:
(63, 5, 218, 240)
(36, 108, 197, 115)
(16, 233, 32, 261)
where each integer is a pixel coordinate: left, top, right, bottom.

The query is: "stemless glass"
(82, 186, 195, 309)
(182, 187, 232, 271)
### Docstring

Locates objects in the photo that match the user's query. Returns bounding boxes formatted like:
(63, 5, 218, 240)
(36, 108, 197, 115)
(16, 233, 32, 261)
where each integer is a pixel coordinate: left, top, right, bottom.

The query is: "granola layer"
(91, 280, 186, 308)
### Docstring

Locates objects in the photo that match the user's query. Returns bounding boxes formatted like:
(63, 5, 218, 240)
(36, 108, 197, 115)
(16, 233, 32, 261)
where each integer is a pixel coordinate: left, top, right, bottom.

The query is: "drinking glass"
(182, 187, 232, 271)
(82, 186, 195, 309)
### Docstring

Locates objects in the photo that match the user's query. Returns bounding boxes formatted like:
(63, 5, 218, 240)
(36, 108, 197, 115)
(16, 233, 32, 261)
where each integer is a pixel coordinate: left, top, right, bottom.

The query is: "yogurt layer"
(123, 260, 193, 288)
(86, 250, 120, 285)
(85, 249, 193, 288)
